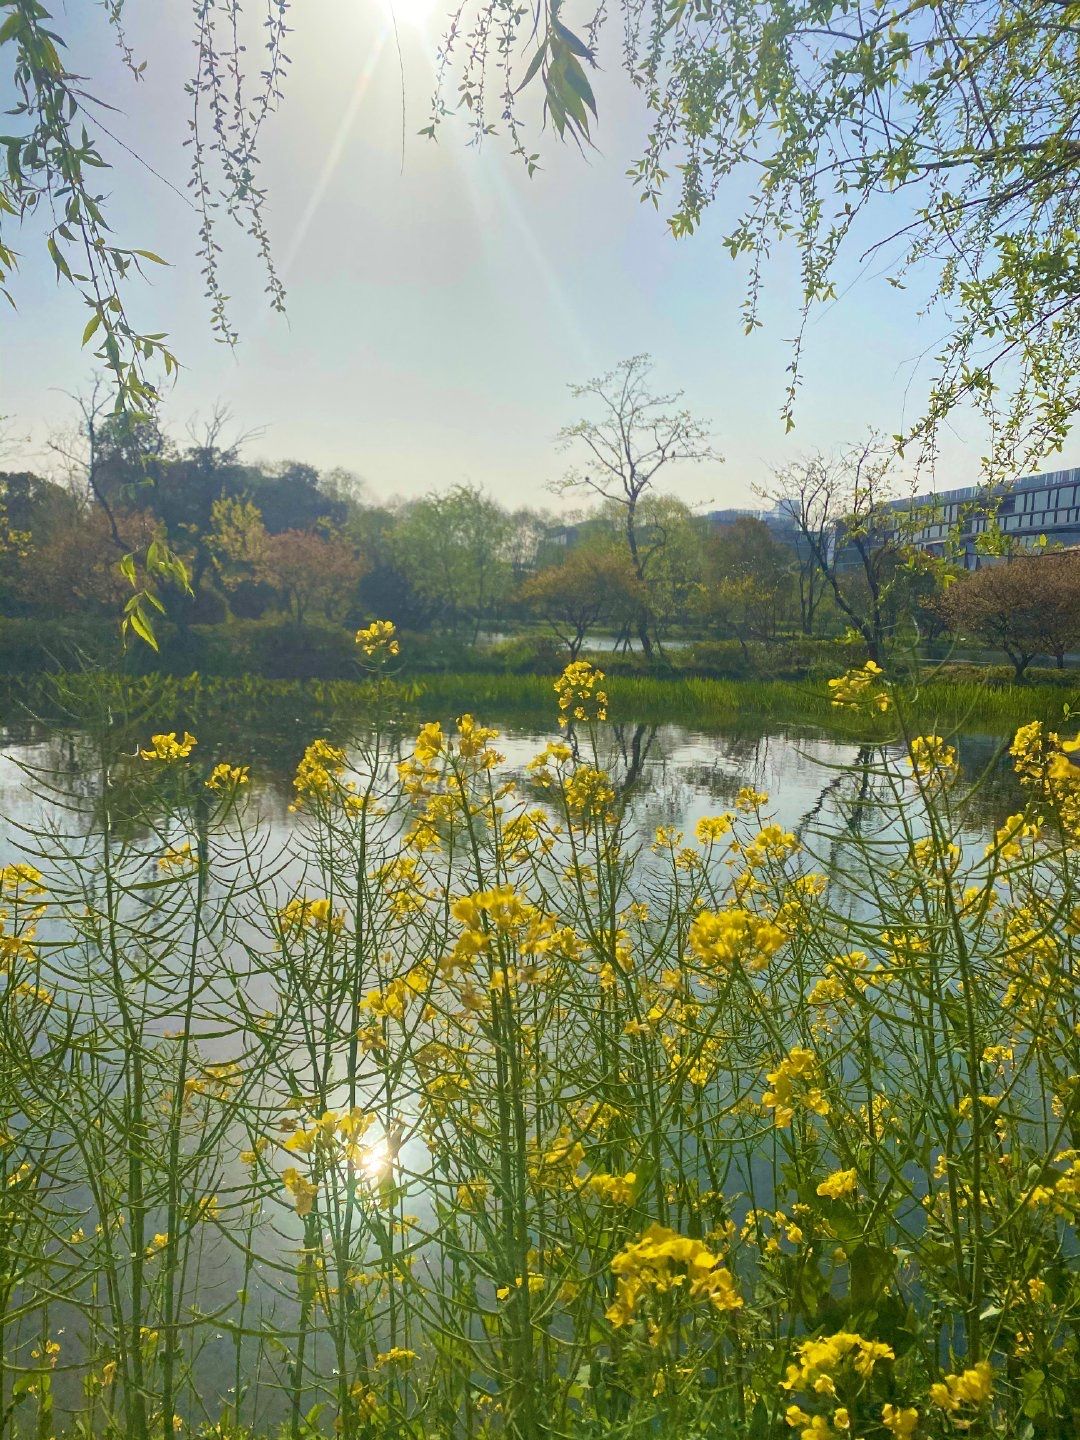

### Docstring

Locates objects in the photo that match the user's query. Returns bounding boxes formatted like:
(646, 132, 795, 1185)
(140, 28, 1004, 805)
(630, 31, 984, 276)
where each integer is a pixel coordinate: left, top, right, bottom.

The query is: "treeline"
(4, 397, 1080, 680)
(0, 402, 793, 648)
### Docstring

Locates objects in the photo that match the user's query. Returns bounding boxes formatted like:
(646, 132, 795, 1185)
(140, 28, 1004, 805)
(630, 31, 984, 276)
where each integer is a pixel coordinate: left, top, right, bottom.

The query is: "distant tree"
(762, 440, 949, 665)
(0, 471, 77, 616)
(245, 461, 347, 534)
(47, 382, 188, 645)
(1036, 552, 1080, 668)
(23, 506, 158, 617)
(764, 460, 837, 636)
(697, 516, 794, 651)
(390, 485, 514, 639)
(347, 503, 433, 630)
(935, 554, 1080, 680)
(0, 470, 75, 543)
(555, 355, 716, 658)
(262, 529, 366, 625)
(505, 507, 553, 586)
(631, 495, 708, 652)
(150, 407, 257, 618)
(206, 497, 271, 610)
(520, 545, 641, 659)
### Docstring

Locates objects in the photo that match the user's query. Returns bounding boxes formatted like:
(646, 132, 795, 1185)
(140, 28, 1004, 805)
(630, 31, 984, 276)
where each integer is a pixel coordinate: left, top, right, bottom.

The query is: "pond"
(0, 707, 1024, 864)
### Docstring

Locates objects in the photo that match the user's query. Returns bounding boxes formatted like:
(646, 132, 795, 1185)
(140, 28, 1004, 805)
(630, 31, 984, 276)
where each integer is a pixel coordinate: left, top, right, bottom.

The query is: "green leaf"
(81, 310, 103, 346)
(46, 236, 72, 281)
(517, 42, 547, 94)
(124, 604, 159, 651)
(553, 21, 591, 58)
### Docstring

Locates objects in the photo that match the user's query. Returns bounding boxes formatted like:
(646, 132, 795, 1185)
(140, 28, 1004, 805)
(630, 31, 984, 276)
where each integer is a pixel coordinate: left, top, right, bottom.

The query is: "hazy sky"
(6, 0, 1073, 509)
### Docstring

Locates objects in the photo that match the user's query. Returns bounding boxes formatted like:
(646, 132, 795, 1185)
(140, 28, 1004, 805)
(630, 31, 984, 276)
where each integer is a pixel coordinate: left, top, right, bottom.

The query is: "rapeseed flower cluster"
(140, 731, 197, 762)
(276, 895, 345, 936)
(928, 1359, 994, 1412)
(907, 733, 958, 789)
(763, 1046, 831, 1127)
(826, 660, 890, 712)
(554, 659, 608, 727)
(0, 864, 46, 899)
(206, 761, 249, 791)
(355, 618, 399, 658)
(607, 1223, 742, 1328)
(688, 907, 787, 973)
(291, 737, 349, 807)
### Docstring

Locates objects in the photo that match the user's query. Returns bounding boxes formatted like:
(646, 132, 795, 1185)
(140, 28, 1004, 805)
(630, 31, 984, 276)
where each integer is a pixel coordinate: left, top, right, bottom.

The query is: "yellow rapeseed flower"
(928, 1360, 993, 1412)
(355, 618, 400, 658)
(140, 732, 197, 762)
(816, 1168, 858, 1200)
(554, 659, 608, 727)
(606, 1222, 742, 1327)
(827, 660, 890, 712)
(763, 1047, 830, 1128)
(688, 907, 787, 973)
(206, 762, 249, 791)
(881, 1405, 919, 1439)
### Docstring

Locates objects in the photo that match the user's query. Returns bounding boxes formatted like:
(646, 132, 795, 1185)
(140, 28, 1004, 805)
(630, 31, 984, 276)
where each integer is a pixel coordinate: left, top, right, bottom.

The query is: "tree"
(390, 485, 515, 639)
(47, 382, 189, 645)
(22, 506, 158, 618)
(762, 440, 949, 665)
(630, 495, 708, 653)
(765, 461, 838, 637)
(697, 517, 795, 653)
(1035, 552, 1080, 668)
(935, 553, 1080, 680)
(520, 544, 641, 660)
(555, 356, 716, 657)
(261, 528, 365, 625)
(206, 497, 271, 607)
(244, 461, 348, 535)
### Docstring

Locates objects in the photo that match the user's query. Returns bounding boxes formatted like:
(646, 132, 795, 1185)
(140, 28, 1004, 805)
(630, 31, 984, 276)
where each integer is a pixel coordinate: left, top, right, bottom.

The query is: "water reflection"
(0, 712, 1025, 859)
(0, 704, 1036, 1430)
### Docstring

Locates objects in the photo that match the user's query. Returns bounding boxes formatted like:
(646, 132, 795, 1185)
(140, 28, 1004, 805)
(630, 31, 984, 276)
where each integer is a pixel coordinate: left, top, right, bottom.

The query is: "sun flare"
(385, 0, 438, 28)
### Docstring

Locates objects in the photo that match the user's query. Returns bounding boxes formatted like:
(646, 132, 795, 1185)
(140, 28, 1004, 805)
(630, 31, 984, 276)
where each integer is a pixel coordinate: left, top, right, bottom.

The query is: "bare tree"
(48, 378, 128, 554)
(761, 457, 836, 636)
(554, 355, 717, 658)
(762, 438, 935, 665)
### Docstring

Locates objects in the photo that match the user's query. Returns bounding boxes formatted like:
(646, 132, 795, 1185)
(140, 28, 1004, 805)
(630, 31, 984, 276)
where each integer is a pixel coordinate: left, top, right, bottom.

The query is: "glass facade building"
(882, 465, 1080, 567)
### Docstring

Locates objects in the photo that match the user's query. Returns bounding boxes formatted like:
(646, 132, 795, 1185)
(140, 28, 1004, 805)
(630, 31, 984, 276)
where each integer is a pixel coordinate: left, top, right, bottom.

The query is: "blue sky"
(5, 0, 1065, 508)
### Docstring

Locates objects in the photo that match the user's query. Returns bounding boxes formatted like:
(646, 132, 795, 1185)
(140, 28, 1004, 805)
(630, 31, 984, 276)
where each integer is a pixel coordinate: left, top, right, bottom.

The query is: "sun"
(385, 0, 439, 28)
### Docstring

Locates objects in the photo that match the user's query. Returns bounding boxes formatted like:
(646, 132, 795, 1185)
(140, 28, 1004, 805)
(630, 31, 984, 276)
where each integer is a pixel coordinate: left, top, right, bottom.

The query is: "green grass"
(411, 671, 1075, 735)
(2, 669, 1073, 749)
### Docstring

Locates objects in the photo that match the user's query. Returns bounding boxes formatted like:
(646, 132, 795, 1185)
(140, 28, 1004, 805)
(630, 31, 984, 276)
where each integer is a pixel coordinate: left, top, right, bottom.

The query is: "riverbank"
(2, 614, 1078, 695)
(2, 667, 1072, 750)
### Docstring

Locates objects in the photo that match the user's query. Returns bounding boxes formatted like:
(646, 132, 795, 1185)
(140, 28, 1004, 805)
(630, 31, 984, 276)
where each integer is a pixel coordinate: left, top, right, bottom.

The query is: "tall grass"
(0, 654, 1078, 1439)
(415, 672, 1075, 733)
(4, 668, 1073, 746)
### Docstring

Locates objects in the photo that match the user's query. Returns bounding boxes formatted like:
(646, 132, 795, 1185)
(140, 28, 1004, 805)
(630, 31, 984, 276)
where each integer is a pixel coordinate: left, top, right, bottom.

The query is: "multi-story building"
(882, 465, 1080, 567)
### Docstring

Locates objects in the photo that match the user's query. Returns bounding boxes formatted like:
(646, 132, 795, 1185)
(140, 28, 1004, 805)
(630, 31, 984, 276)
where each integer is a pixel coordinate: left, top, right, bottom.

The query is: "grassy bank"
(413, 671, 1076, 734)
(2, 669, 1074, 751)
